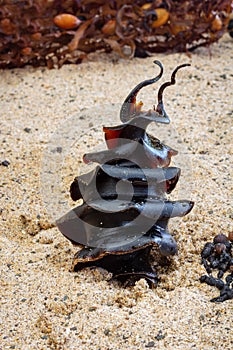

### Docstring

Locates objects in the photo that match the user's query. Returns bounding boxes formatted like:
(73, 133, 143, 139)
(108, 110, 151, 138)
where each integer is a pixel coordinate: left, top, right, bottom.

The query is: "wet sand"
(0, 34, 233, 349)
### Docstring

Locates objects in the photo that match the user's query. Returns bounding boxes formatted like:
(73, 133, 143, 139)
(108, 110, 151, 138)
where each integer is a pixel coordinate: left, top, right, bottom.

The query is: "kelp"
(0, 0, 232, 68)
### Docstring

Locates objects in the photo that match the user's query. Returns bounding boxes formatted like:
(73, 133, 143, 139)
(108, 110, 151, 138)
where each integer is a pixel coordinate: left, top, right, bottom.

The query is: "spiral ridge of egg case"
(56, 61, 194, 287)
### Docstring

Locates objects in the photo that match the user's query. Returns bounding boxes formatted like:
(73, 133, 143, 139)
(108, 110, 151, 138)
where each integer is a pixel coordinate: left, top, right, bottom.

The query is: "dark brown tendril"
(156, 63, 191, 120)
(120, 60, 163, 123)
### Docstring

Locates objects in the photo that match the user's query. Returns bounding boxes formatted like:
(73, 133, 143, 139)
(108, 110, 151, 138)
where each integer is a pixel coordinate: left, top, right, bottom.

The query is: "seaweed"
(0, 1, 231, 68)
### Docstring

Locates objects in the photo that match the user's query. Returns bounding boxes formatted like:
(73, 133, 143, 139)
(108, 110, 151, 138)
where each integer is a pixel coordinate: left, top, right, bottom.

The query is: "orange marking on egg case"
(103, 127, 122, 149)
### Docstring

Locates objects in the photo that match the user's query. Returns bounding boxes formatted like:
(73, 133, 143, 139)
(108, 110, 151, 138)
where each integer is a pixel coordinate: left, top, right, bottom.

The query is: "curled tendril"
(156, 63, 191, 120)
(116, 4, 138, 40)
(120, 60, 164, 123)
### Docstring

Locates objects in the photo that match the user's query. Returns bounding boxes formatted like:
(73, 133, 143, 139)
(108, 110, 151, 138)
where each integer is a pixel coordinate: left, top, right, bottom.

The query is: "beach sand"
(0, 34, 232, 349)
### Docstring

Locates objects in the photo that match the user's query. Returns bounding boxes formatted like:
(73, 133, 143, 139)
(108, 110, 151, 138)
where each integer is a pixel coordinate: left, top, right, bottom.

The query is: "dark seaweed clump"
(0, 0, 232, 68)
(200, 233, 233, 302)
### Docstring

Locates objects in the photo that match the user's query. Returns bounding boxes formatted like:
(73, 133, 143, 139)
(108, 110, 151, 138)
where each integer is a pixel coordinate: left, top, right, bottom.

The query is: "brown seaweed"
(0, 1, 232, 68)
